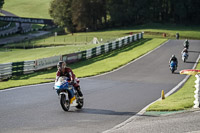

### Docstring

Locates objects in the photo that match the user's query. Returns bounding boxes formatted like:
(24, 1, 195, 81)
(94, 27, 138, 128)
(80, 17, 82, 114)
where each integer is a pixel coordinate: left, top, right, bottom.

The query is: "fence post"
(108, 43, 112, 51)
(101, 45, 105, 54)
(92, 47, 97, 57)
(12, 62, 24, 76)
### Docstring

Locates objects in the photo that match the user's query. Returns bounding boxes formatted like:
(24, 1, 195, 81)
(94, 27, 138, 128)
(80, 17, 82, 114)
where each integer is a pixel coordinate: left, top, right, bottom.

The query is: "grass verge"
(2, 23, 200, 50)
(0, 38, 167, 90)
(2, 23, 200, 64)
(0, 44, 99, 64)
(3, 0, 51, 18)
(146, 62, 200, 111)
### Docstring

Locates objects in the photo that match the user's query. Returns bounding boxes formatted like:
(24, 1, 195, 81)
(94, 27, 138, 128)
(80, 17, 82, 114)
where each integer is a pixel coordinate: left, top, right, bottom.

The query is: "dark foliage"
(49, 0, 200, 32)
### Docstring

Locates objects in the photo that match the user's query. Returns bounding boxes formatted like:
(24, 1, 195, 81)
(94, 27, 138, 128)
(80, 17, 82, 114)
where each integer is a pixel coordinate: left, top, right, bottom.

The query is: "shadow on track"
(75, 108, 136, 116)
(185, 61, 198, 64)
(172, 72, 180, 74)
(188, 50, 200, 53)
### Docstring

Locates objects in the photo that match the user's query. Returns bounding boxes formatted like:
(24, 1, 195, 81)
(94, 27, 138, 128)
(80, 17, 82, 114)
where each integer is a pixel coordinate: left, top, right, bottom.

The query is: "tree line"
(0, 0, 4, 10)
(49, 0, 200, 32)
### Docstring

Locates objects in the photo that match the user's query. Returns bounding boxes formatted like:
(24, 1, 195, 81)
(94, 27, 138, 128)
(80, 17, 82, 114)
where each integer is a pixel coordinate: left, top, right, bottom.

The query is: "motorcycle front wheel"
(60, 94, 70, 111)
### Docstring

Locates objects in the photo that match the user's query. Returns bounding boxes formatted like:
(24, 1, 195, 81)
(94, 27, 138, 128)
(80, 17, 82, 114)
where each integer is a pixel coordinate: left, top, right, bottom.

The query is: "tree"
(49, 0, 73, 32)
(90, 0, 107, 30)
(0, 0, 4, 9)
(49, 0, 200, 31)
(49, 0, 107, 32)
(108, 0, 149, 26)
(71, 0, 91, 31)
(71, 0, 107, 31)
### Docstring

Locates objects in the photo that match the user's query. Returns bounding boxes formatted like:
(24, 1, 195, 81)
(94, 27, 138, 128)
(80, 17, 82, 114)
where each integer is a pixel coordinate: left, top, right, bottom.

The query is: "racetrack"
(0, 40, 200, 133)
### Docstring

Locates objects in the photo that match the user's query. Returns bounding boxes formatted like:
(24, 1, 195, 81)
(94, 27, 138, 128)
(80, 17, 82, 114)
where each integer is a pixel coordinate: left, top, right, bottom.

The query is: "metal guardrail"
(0, 61, 36, 81)
(0, 62, 12, 80)
(0, 33, 143, 81)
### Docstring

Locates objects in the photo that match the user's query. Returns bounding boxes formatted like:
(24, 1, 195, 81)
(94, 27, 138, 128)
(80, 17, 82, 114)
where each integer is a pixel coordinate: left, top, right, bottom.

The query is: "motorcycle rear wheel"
(76, 99, 84, 109)
(171, 68, 175, 73)
(75, 94, 84, 109)
(184, 58, 186, 62)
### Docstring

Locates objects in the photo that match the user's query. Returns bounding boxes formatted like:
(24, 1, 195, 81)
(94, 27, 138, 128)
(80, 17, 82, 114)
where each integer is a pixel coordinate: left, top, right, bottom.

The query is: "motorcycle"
(182, 52, 188, 62)
(169, 61, 177, 73)
(183, 43, 189, 50)
(54, 77, 83, 111)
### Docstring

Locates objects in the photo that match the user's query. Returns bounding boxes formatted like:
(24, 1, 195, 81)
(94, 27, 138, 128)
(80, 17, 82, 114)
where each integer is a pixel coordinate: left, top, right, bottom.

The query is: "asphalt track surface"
(0, 40, 200, 133)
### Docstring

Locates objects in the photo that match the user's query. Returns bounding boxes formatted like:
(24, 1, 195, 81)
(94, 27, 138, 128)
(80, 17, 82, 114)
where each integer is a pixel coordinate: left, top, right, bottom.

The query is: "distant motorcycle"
(182, 52, 188, 62)
(169, 61, 177, 73)
(184, 45, 189, 50)
(54, 77, 83, 111)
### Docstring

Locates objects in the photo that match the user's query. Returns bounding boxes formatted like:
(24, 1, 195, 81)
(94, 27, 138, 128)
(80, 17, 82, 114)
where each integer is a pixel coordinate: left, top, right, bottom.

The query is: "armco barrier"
(0, 61, 35, 80)
(0, 63, 12, 80)
(0, 33, 143, 81)
(35, 56, 61, 70)
(62, 53, 81, 64)
(24, 61, 35, 74)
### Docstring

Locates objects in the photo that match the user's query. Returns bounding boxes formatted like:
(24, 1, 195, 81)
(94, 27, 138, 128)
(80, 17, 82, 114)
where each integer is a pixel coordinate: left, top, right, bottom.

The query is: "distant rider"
(181, 48, 188, 55)
(56, 61, 83, 98)
(169, 55, 178, 69)
(183, 39, 189, 49)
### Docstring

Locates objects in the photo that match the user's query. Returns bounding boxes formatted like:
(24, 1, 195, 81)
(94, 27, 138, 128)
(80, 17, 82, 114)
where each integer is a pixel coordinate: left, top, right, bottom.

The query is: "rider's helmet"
(57, 61, 66, 71)
(172, 55, 175, 58)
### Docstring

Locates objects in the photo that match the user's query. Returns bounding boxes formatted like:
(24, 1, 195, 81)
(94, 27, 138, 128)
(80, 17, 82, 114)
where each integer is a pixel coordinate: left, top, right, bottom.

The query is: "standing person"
(56, 61, 83, 98)
(176, 33, 179, 40)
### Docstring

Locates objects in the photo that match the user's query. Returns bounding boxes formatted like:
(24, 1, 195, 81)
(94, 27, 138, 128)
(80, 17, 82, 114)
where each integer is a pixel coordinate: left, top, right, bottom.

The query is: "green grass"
(0, 38, 167, 90)
(3, 23, 200, 50)
(3, 0, 51, 18)
(1, 23, 200, 56)
(0, 44, 99, 63)
(147, 62, 200, 111)
(3, 33, 120, 49)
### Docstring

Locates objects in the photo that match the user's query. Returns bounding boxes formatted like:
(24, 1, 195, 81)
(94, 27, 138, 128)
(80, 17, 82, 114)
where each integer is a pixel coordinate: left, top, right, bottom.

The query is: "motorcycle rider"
(183, 39, 189, 49)
(56, 61, 83, 98)
(181, 47, 188, 55)
(169, 55, 178, 69)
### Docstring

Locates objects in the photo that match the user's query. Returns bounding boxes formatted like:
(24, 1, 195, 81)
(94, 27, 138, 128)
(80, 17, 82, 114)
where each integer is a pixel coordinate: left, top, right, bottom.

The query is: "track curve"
(0, 40, 200, 133)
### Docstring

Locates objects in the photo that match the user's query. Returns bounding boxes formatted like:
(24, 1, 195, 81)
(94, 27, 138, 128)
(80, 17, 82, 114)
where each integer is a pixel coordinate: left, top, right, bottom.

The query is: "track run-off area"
(0, 40, 200, 133)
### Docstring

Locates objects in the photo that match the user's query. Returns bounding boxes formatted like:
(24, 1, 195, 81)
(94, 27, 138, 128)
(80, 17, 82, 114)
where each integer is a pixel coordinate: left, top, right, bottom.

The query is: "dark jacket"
(169, 57, 178, 65)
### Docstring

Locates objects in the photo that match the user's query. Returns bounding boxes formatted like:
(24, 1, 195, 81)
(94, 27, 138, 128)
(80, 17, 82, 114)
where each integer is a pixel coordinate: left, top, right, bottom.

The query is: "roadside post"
(180, 69, 200, 108)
